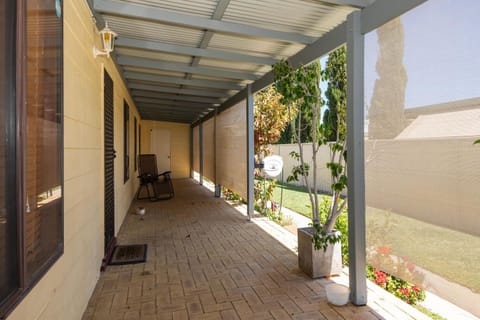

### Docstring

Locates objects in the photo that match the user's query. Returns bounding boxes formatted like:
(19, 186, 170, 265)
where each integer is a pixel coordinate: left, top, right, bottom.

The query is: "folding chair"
(136, 154, 174, 201)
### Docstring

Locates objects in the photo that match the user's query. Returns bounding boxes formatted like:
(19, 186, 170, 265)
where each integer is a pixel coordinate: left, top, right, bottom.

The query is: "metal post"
(214, 108, 222, 197)
(346, 10, 367, 306)
(246, 84, 254, 220)
(199, 121, 204, 185)
(189, 126, 194, 178)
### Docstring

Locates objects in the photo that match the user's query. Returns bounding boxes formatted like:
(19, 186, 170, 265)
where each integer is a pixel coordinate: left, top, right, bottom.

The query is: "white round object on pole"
(262, 155, 283, 178)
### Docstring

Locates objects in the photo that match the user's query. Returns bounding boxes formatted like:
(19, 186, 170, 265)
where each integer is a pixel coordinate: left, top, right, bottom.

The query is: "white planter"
(297, 227, 342, 278)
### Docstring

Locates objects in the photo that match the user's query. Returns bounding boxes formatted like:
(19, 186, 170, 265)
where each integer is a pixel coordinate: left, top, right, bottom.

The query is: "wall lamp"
(93, 22, 117, 58)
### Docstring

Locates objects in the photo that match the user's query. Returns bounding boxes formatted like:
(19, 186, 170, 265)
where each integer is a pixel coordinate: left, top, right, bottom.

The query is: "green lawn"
(272, 182, 324, 218)
(272, 182, 480, 293)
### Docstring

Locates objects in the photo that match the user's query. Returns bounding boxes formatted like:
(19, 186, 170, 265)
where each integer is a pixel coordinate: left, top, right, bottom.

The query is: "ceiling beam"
(314, 0, 373, 9)
(128, 82, 231, 98)
(139, 105, 205, 113)
(140, 114, 193, 123)
(135, 97, 214, 108)
(93, 0, 316, 44)
(131, 90, 223, 104)
(116, 37, 276, 65)
(118, 56, 259, 81)
(124, 71, 244, 91)
(137, 102, 212, 112)
(360, 0, 428, 34)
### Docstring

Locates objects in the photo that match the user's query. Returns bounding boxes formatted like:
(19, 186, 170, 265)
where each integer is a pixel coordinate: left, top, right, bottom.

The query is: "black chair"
(136, 154, 174, 201)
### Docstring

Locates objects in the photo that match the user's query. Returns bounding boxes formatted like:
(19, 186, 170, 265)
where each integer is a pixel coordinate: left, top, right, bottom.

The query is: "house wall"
(7, 0, 140, 319)
(140, 121, 190, 179)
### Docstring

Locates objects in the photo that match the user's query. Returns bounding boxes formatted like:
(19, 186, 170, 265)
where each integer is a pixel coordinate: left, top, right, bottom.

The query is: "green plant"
(475, 139, 480, 144)
(253, 86, 296, 222)
(367, 265, 426, 305)
(222, 187, 242, 201)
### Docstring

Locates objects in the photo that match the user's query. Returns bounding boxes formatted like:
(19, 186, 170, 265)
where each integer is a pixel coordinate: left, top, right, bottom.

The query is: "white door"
(150, 128, 171, 173)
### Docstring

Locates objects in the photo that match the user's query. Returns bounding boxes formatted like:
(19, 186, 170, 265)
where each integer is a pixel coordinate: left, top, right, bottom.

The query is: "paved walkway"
(82, 179, 429, 320)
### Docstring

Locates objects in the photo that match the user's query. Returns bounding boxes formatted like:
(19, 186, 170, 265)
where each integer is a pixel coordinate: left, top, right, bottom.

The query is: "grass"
(271, 182, 480, 294)
(272, 182, 321, 218)
(414, 305, 448, 320)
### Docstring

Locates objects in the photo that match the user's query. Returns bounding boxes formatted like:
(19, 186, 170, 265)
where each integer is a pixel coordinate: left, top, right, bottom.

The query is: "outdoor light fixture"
(93, 22, 117, 58)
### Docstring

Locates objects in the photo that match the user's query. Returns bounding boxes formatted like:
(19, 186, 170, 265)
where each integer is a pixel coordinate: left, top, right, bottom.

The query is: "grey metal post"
(190, 126, 194, 178)
(246, 84, 254, 219)
(199, 121, 204, 185)
(214, 108, 222, 197)
(346, 11, 367, 306)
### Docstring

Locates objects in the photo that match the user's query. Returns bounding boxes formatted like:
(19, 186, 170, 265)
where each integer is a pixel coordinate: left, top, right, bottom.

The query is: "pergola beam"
(195, 21, 347, 125)
(135, 97, 214, 108)
(360, 0, 428, 34)
(118, 56, 259, 80)
(116, 37, 277, 65)
(131, 90, 223, 104)
(124, 71, 243, 91)
(316, 0, 373, 9)
(128, 82, 231, 98)
(93, 0, 316, 44)
(137, 105, 211, 114)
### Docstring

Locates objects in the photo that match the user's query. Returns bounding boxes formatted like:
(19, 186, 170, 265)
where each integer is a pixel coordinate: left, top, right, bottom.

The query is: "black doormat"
(108, 244, 147, 266)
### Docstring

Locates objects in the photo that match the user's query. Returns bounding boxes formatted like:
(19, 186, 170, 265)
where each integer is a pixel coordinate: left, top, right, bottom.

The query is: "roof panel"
(105, 15, 204, 46)
(116, 48, 192, 64)
(224, 0, 354, 36)
(208, 33, 305, 59)
(122, 66, 186, 78)
(118, 0, 217, 18)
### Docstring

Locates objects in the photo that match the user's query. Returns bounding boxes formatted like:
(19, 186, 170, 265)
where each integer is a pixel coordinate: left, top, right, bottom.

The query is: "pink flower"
(377, 246, 390, 255)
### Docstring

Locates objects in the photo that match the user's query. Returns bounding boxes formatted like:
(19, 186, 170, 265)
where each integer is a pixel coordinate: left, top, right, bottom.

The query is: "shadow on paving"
(82, 178, 389, 320)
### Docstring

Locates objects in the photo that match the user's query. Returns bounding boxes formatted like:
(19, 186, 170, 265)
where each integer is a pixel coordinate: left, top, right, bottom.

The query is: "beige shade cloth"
(193, 125, 199, 173)
(216, 100, 247, 200)
(202, 117, 215, 182)
(364, 1, 480, 315)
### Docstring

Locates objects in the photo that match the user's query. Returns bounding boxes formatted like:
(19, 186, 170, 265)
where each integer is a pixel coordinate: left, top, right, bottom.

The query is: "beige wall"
(7, 0, 140, 319)
(271, 143, 333, 193)
(140, 121, 190, 179)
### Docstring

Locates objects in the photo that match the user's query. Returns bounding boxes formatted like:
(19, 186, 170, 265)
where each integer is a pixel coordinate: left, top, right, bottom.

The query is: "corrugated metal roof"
(91, 0, 362, 123)
(105, 15, 204, 46)
(223, 0, 353, 36)
(119, 0, 218, 18)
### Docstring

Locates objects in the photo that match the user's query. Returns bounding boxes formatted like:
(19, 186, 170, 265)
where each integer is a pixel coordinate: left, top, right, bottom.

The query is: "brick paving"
(82, 179, 427, 320)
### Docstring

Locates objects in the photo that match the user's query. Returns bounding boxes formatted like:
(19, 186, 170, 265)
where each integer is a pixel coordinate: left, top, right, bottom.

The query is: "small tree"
(273, 48, 347, 250)
(273, 60, 324, 226)
(322, 46, 348, 234)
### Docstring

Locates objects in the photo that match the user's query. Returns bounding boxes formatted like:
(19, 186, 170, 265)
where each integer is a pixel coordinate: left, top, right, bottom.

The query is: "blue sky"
(364, 0, 480, 109)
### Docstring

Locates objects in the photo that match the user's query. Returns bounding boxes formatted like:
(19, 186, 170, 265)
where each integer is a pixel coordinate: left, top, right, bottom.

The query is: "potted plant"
(273, 47, 347, 278)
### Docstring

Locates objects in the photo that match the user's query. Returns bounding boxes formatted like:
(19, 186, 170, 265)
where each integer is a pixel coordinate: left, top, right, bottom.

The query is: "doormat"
(108, 244, 147, 266)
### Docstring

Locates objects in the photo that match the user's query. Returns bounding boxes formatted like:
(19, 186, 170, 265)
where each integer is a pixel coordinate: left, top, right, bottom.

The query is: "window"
(0, 0, 20, 309)
(134, 117, 137, 171)
(124, 101, 130, 182)
(0, 0, 63, 316)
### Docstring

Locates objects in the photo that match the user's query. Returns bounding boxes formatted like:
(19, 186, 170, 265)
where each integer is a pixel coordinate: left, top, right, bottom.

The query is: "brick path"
(82, 179, 426, 320)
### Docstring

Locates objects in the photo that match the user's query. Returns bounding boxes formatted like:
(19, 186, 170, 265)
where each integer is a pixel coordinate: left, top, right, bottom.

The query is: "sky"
(364, 0, 480, 109)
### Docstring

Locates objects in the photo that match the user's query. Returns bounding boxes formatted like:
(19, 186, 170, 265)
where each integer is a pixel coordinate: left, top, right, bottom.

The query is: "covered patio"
(2, 0, 479, 319)
(82, 179, 428, 320)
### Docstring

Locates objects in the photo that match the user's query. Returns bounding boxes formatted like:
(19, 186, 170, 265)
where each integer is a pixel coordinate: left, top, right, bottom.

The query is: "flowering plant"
(367, 246, 426, 305)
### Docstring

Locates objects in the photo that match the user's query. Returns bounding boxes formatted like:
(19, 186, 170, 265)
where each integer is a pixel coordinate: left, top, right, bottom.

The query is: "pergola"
(89, 0, 428, 305)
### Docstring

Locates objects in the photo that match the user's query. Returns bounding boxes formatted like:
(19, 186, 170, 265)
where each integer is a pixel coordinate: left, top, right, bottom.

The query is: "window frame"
(0, 0, 64, 317)
(123, 101, 130, 183)
(134, 117, 137, 171)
